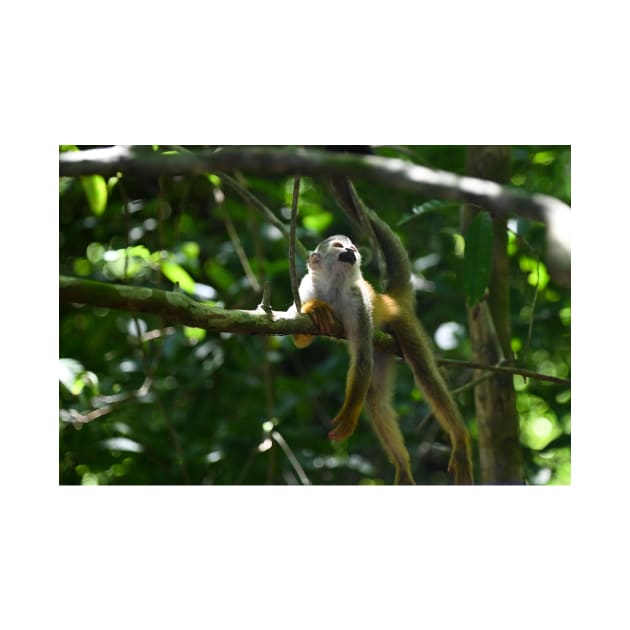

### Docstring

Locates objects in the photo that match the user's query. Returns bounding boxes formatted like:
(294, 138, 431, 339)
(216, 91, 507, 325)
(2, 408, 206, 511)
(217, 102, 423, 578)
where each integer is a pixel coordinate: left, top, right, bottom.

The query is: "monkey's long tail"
(328, 176, 411, 295)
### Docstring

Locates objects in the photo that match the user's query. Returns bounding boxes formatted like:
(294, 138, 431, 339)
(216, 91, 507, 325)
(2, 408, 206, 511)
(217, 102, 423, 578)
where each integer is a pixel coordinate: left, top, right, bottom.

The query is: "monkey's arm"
(290, 292, 373, 441)
(289, 273, 337, 348)
(328, 287, 374, 441)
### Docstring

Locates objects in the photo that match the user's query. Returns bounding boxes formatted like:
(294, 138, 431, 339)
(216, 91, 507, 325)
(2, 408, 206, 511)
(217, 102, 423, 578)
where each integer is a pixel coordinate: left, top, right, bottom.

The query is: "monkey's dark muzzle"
(338, 249, 357, 264)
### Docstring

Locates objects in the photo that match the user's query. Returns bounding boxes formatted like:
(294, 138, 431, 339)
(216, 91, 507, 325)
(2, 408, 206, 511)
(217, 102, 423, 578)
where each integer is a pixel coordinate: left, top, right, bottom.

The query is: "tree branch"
(59, 274, 399, 353)
(60, 146, 569, 225)
(438, 358, 569, 386)
(60, 275, 569, 386)
(60, 145, 570, 285)
(289, 176, 302, 312)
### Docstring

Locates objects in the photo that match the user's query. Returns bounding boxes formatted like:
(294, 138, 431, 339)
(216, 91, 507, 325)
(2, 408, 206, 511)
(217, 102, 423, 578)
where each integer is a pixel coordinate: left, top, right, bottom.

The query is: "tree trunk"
(462, 146, 523, 484)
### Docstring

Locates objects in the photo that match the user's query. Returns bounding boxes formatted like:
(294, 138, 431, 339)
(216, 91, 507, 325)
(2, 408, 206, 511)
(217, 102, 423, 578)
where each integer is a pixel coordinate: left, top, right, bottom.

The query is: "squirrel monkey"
(289, 182, 474, 485)
(289, 234, 415, 484)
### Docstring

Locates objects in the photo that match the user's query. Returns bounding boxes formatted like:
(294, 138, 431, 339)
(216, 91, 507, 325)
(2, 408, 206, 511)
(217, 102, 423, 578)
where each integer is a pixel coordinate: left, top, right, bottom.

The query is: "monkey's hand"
(292, 298, 339, 349)
(302, 298, 338, 334)
(448, 438, 474, 485)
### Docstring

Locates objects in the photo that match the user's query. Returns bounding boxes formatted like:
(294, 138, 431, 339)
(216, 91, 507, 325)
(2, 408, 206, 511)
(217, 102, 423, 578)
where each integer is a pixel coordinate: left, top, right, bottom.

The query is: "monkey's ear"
(308, 251, 322, 269)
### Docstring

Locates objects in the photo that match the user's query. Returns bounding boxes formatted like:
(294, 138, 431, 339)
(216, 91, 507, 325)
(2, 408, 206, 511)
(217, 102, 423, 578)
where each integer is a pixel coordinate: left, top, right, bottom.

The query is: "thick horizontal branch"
(59, 146, 570, 227)
(59, 274, 400, 353)
(60, 146, 571, 286)
(60, 275, 569, 386)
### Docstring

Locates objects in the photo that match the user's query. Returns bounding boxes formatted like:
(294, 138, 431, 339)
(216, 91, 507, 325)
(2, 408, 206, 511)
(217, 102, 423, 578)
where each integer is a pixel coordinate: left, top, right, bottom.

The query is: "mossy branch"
(59, 275, 569, 386)
(59, 275, 399, 352)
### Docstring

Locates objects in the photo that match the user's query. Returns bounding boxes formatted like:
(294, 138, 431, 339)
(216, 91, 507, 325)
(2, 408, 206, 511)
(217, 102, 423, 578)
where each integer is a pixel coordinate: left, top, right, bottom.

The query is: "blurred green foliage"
(59, 146, 571, 485)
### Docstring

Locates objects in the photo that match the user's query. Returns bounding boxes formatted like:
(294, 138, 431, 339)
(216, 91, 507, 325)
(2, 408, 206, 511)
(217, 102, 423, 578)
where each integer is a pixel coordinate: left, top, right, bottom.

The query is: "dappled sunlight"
(60, 145, 570, 486)
(434, 321, 465, 351)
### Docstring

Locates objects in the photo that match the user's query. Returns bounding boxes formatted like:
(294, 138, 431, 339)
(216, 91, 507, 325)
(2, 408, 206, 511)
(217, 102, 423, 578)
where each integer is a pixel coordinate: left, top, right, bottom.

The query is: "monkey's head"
(308, 235, 362, 281)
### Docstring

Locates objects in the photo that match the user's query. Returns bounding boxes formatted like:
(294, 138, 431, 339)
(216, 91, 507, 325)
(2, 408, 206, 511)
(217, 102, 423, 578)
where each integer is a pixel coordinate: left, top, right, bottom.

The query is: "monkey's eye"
(332, 242, 344, 248)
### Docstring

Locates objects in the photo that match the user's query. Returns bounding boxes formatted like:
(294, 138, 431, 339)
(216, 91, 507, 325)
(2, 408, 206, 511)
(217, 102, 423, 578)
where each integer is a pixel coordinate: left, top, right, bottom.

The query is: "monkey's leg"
(328, 304, 373, 442)
(394, 316, 473, 485)
(366, 351, 415, 485)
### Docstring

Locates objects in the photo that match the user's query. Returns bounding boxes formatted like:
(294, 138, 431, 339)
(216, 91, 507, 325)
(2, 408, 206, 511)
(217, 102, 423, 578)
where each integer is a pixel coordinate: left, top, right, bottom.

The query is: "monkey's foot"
(448, 445, 474, 485)
(395, 468, 416, 485)
(292, 333, 313, 349)
(328, 412, 359, 441)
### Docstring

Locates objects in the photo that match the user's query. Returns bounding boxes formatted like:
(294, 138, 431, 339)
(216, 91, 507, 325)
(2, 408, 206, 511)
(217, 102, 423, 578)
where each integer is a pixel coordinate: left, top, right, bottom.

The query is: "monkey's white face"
(306, 235, 363, 297)
(309, 235, 361, 270)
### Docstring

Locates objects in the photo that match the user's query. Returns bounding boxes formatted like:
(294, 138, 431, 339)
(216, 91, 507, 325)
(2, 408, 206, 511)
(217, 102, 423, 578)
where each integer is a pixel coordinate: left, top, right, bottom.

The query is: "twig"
(328, 177, 387, 290)
(257, 280, 273, 316)
(234, 447, 258, 484)
(479, 299, 505, 363)
(506, 225, 544, 364)
(271, 430, 311, 485)
(437, 358, 569, 386)
(158, 395, 191, 483)
(524, 256, 541, 365)
(289, 176, 302, 312)
(119, 179, 132, 281)
(450, 370, 495, 395)
(67, 377, 152, 425)
(221, 209, 261, 293)
(217, 170, 310, 261)
(415, 409, 434, 434)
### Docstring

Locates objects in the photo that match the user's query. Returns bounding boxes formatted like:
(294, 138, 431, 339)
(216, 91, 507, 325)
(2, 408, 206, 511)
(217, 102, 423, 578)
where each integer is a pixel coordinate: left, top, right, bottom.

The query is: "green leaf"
(519, 256, 550, 290)
(73, 258, 91, 276)
(204, 260, 235, 291)
(107, 176, 120, 192)
(86, 242, 105, 263)
(179, 241, 200, 262)
(80, 175, 108, 215)
(59, 358, 99, 396)
(532, 150, 555, 166)
(183, 326, 206, 343)
(59, 177, 74, 196)
(463, 211, 493, 306)
(160, 260, 196, 294)
(303, 212, 333, 233)
(59, 358, 84, 393)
